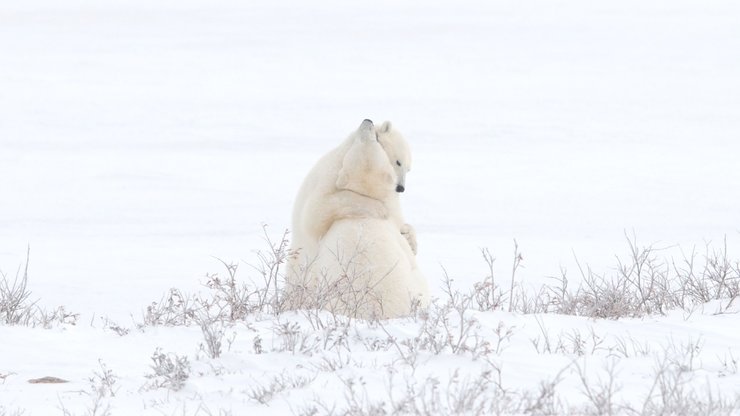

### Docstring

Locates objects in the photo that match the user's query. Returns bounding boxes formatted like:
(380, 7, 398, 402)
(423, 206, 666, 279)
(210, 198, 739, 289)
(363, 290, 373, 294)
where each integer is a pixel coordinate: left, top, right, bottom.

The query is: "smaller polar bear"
(287, 120, 428, 318)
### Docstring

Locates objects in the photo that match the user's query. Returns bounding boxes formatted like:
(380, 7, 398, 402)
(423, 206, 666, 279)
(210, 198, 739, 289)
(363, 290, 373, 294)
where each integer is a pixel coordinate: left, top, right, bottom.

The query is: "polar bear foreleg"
(308, 190, 389, 241)
(400, 223, 418, 255)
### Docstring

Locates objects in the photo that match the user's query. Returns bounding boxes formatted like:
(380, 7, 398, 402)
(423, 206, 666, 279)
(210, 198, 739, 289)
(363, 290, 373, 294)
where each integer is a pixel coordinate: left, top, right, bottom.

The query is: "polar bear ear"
(336, 167, 349, 189)
(336, 147, 355, 189)
(378, 121, 392, 134)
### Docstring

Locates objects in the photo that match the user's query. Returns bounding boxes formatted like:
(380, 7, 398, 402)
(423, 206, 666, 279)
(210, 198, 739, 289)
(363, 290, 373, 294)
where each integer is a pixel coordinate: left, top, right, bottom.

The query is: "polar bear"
(376, 121, 418, 255)
(286, 119, 428, 318)
(288, 119, 417, 278)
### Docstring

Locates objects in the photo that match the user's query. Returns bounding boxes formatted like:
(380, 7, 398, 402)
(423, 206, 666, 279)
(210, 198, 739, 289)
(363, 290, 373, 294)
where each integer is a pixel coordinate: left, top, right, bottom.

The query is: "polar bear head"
(377, 121, 412, 193)
(336, 119, 397, 200)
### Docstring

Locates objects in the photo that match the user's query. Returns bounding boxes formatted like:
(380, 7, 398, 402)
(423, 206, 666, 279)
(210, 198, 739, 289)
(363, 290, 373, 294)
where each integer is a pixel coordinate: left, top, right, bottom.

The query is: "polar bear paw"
(400, 223, 418, 255)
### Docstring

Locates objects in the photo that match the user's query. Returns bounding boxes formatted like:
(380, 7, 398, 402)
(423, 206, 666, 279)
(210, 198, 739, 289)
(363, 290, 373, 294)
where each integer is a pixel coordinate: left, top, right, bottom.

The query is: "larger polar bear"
(287, 119, 428, 318)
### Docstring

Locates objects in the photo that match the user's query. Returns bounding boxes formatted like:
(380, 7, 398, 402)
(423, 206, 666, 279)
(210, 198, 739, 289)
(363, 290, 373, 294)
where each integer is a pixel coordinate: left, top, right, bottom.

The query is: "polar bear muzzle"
(396, 185, 405, 193)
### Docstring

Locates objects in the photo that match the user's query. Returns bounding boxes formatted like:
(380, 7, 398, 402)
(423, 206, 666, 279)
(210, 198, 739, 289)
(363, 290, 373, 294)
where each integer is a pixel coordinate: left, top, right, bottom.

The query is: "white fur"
(287, 120, 428, 318)
(314, 217, 427, 318)
(289, 120, 415, 275)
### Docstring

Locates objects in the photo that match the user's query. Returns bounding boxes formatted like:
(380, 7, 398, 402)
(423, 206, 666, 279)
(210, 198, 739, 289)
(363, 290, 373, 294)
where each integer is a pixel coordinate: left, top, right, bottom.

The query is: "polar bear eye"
(396, 160, 401, 167)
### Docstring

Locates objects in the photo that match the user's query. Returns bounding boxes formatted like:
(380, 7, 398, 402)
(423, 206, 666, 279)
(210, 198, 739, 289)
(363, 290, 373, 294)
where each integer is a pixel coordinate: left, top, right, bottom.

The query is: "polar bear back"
(314, 217, 428, 319)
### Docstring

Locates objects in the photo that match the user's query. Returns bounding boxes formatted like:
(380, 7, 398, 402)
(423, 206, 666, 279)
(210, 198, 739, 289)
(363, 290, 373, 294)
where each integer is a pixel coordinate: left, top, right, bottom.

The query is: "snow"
(1, 0, 740, 414)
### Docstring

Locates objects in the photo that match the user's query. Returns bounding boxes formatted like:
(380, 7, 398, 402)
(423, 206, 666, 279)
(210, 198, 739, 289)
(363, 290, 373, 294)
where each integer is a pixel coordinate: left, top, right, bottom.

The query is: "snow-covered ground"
(1, 0, 740, 414)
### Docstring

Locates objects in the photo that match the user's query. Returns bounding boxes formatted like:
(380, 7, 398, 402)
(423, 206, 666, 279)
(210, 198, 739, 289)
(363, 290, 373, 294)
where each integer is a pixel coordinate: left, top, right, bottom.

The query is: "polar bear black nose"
(396, 185, 405, 193)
